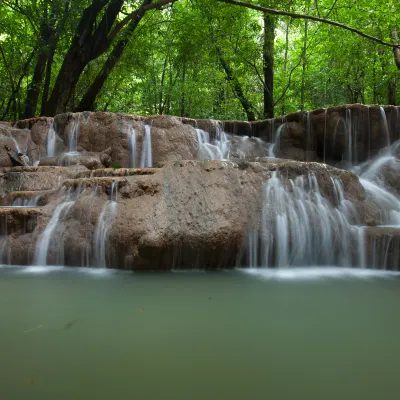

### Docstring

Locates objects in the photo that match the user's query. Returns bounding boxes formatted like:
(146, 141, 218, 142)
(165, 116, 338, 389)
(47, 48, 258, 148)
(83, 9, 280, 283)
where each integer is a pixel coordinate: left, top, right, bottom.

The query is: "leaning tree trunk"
(75, 0, 152, 112)
(263, 13, 275, 119)
(216, 47, 256, 121)
(392, 29, 400, 70)
(388, 78, 397, 105)
(23, 51, 48, 119)
(42, 0, 124, 116)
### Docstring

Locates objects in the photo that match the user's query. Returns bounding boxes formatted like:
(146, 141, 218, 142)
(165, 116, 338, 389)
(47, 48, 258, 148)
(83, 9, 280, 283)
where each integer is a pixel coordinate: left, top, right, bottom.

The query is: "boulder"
(0, 160, 373, 269)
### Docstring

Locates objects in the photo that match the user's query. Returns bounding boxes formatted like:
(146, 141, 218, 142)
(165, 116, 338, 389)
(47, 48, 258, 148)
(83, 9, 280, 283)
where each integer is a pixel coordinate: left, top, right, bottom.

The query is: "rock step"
(0, 167, 74, 196)
(0, 207, 42, 235)
(63, 176, 127, 190)
(364, 226, 400, 270)
(75, 168, 158, 179)
(1, 190, 56, 207)
(0, 166, 67, 173)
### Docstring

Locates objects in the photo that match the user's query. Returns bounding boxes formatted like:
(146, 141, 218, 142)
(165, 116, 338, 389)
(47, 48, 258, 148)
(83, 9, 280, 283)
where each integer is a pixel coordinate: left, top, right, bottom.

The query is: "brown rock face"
(0, 107, 398, 270)
(9, 105, 400, 170)
(364, 227, 400, 270)
(0, 160, 372, 269)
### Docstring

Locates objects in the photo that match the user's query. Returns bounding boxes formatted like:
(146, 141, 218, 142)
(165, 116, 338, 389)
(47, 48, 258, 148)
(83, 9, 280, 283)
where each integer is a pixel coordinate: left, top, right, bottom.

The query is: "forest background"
(0, 0, 399, 122)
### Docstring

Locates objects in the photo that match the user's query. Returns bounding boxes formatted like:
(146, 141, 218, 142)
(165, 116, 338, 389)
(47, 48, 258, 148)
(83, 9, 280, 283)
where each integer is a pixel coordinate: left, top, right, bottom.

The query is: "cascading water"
(268, 124, 284, 158)
(249, 172, 361, 267)
(127, 125, 137, 168)
(140, 125, 152, 168)
(47, 120, 56, 157)
(67, 116, 80, 154)
(379, 106, 391, 148)
(306, 111, 311, 160)
(215, 122, 230, 159)
(34, 196, 75, 266)
(323, 108, 328, 162)
(9, 137, 21, 154)
(194, 123, 268, 160)
(11, 196, 40, 207)
(93, 182, 118, 268)
(345, 108, 353, 165)
(355, 140, 400, 226)
(195, 128, 226, 160)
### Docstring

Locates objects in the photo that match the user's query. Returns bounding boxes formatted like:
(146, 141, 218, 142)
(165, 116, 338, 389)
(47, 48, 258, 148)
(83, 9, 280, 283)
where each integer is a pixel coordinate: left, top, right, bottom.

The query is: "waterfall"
(345, 108, 353, 165)
(93, 182, 118, 267)
(127, 125, 137, 168)
(215, 123, 230, 159)
(195, 128, 224, 160)
(323, 108, 328, 162)
(11, 196, 40, 207)
(67, 116, 80, 154)
(34, 200, 74, 265)
(268, 124, 284, 158)
(306, 112, 311, 160)
(47, 120, 56, 157)
(355, 140, 400, 226)
(9, 137, 21, 154)
(250, 172, 359, 267)
(379, 106, 391, 148)
(140, 125, 152, 168)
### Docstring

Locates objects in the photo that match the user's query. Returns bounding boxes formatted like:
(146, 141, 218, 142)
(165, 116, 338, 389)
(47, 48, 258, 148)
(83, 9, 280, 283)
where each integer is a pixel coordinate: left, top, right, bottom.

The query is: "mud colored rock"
(364, 226, 400, 270)
(0, 166, 74, 196)
(0, 207, 41, 235)
(39, 153, 103, 170)
(0, 160, 369, 269)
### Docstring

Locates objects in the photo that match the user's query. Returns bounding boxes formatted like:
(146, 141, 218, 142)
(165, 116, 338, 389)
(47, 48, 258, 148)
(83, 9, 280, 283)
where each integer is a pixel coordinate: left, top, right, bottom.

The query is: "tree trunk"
(1, 50, 35, 120)
(300, 19, 308, 111)
(42, 0, 124, 116)
(180, 63, 186, 117)
(216, 47, 255, 121)
(23, 51, 48, 118)
(281, 19, 290, 115)
(392, 29, 400, 70)
(75, 0, 152, 112)
(40, 50, 54, 114)
(158, 55, 168, 114)
(263, 14, 275, 119)
(388, 78, 396, 105)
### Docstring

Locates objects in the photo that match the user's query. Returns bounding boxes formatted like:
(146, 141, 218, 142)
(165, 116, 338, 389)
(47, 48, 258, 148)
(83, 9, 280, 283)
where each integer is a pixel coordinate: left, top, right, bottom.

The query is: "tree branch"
(217, 0, 400, 49)
(107, 0, 178, 43)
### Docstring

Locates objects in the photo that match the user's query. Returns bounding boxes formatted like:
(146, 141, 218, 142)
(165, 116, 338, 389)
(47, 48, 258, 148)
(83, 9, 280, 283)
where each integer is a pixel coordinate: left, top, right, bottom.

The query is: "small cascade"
(323, 108, 328, 162)
(355, 140, 400, 226)
(140, 125, 152, 168)
(11, 197, 40, 207)
(9, 136, 21, 154)
(67, 116, 80, 154)
(215, 122, 230, 159)
(306, 112, 311, 160)
(345, 108, 353, 165)
(0, 214, 9, 264)
(360, 179, 400, 225)
(249, 172, 361, 267)
(127, 125, 137, 168)
(379, 106, 391, 148)
(195, 128, 225, 160)
(93, 182, 118, 267)
(34, 198, 75, 265)
(47, 120, 56, 157)
(268, 124, 284, 158)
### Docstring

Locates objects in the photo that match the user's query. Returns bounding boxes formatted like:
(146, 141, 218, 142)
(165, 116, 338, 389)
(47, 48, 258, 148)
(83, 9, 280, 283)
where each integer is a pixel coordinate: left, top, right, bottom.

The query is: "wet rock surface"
(0, 159, 384, 269)
(0, 107, 398, 270)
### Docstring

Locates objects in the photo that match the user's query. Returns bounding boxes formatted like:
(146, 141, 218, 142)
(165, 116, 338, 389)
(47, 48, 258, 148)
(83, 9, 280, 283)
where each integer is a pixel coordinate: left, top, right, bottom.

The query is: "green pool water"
(1, 266, 400, 400)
